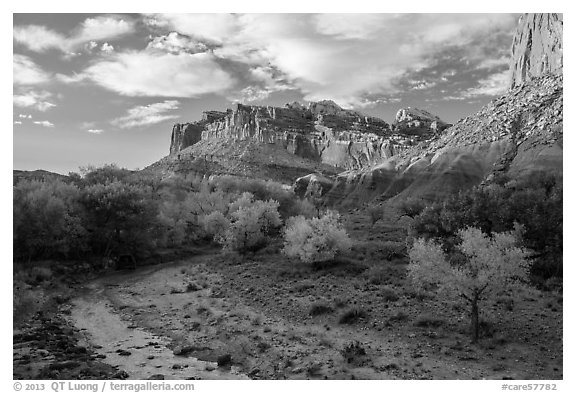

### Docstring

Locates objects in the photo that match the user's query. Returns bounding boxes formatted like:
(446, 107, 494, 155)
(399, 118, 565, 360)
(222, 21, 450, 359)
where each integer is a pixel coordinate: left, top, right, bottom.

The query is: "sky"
(13, 13, 520, 174)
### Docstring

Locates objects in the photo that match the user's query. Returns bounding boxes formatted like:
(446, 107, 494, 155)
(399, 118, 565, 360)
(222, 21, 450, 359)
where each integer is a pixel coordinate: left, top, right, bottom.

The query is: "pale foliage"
(408, 227, 530, 299)
(219, 199, 282, 252)
(201, 211, 230, 241)
(228, 192, 254, 214)
(282, 210, 352, 263)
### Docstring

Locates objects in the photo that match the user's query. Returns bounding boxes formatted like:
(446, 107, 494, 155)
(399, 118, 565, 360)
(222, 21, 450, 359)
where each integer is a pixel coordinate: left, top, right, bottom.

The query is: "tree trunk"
(471, 294, 480, 342)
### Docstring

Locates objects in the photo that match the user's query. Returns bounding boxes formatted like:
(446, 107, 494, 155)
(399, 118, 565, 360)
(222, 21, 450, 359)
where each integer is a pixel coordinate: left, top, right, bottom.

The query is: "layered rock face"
(510, 13, 563, 89)
(170, 101, 446, 171)
(169, 111, 228, 155)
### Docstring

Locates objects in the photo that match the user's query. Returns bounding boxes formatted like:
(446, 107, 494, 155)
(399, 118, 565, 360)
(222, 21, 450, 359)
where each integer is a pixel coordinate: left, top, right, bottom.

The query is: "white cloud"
(13, 25, 67, 52)
(462, 70, 510, 98)
(177, 13, 518, 107)
(82, 51, 234, 97)
(13, 90, 56, 111)
(14, 121, 22, 125)
(101, 42, 114, 53)
(313, 14, 393, 40)
(19, 114, 32, 119)
(87, 129, 104, 134)
(112, 100, 180, 129)
(476, 56, 509, 70)
(146, 32, 208, 54)
(144, 14, 238, 44)
(14, 15, 134, 53)
(73, 16, 133, 44)
(33, 120, 55, 128)
(86, 41, 98, 52)
(13, 55, 51, 85)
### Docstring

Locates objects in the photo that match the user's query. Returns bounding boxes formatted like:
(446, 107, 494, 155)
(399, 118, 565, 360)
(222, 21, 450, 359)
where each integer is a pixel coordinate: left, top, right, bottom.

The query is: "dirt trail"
(69, 268, 248, 380)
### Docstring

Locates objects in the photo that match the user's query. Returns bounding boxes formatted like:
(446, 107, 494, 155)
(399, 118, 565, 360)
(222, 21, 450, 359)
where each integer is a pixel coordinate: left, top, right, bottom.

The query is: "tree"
(407, 227, 530, 342)
(79, 181, 158, 257)
(13, 179, 87, 261)
(219, 199, 282, 253)
(283, 210, 352, 263)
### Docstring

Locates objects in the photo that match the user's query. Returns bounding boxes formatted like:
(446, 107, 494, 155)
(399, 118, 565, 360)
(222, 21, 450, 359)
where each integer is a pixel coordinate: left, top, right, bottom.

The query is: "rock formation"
(325, 74, 562, 205)
(510, 13, 563, 89)
(170, 101, 447, 171)
(393, 107, 451, 137)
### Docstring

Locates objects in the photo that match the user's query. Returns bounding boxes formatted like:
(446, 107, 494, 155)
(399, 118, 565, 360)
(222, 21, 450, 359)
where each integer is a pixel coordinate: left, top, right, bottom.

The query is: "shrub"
(341, 341, 367, 364)
(309, 302, 334, 316)
(399, 197, 426, 218)
(408, 227, 529, 341)
(338, 308, 368, 325)
(413, 314, 445, 328)
(282, 210, 352, 263)
(219, 199, 282, 253)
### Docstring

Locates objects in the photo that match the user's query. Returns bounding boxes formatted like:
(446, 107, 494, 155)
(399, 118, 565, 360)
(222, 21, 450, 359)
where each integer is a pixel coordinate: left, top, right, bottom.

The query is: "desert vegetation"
(13, 165, 563, 380)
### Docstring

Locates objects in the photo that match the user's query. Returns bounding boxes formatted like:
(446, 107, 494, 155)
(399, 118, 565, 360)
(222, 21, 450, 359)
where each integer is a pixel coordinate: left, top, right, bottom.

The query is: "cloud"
(462, 70, 510, 98)
(13, 55, 51, 85)
(14, 121, 22, 125)
(476, 56, 510, 70)
(14, 15, 134, 53)
(146, 32, 208, 54)
(144, 14, 238, 44)
(73, 16, 133, 44)
(19, 114, 32, 119)
(13, 25, 67, 52)
(112, 100, 180, 128)
(101, 42, 114, 53)
(87, 129, 104, 134)
(82, 51, 234, 97)
(13, 90, 56, 111)
(167, 13, 517, 107)
(33, 120, 55, 128)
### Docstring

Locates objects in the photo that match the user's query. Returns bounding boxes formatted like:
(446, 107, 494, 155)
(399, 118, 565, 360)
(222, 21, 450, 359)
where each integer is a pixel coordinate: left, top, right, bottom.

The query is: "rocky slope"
(169, 101, 446, 172)
(324, 74, 562, 205)
(510, 13, 563, 89)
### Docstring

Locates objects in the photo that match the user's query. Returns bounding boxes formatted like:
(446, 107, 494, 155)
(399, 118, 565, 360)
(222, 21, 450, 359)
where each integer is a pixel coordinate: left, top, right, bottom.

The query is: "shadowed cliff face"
(510, 13, 563, 89)
(169, 101, 447, 171)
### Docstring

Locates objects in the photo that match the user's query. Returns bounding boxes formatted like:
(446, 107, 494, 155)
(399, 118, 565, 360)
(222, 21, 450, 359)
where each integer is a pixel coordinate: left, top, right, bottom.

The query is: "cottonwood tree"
(219, 199, 282, 253)
(283, 210, 352, 263)
(407, 227, 530, 342)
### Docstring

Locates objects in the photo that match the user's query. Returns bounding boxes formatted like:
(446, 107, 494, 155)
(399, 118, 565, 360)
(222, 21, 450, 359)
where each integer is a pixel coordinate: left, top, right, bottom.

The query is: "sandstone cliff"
(170, 101, 446, 171)
(510, 13, 563, 89)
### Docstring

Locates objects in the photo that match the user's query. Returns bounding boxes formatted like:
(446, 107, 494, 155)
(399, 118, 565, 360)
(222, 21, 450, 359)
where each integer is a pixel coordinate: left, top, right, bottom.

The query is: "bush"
(338, 308, 368, 325)
(219, 199, 282, 253)
(399, 197, 426, 218)
(282, 210, 352, 263)
(309, 302, 334, 316)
